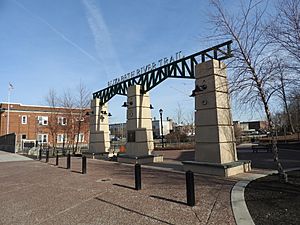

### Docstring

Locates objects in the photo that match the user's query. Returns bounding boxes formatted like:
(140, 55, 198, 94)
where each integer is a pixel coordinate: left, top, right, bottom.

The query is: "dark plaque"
(127, 131, 136, 142)
(24, 142, 35, 148)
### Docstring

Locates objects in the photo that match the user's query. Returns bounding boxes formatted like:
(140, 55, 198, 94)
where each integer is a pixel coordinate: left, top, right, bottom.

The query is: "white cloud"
(81, 0, 124, 80)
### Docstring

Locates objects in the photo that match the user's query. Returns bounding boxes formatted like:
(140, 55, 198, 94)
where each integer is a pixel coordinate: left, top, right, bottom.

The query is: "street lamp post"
(159, 109, 164, 148)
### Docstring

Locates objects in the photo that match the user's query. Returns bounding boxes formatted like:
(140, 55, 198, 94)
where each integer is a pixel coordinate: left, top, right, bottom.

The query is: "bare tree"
(46, 83, 90, 155)
(184, 110, 195, 136)
(266, 0, 300, 133)
(74, 81, 90, 153)
(273, 60, 296, 133)
(174, 102, 184, 125)
(59, 90, 76, 153)
(267, 0, 300, 71)
(173, 103, 185, 143)
(209, 0, 288, 181)
(45, 89, 59, 151)
(288, 90, 300, 138)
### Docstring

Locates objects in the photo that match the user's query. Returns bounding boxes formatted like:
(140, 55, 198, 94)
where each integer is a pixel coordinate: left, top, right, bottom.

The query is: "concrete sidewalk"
(0, 150, 32, 162)
(0, 156, 238, 225)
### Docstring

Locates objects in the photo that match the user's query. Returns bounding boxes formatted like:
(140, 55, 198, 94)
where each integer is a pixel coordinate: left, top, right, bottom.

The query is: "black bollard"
(67, 153, 71, 169)
(39, 148, 42, 161)
(46, 150, 49, 163)
(186, 170, 195, 206)
(82, 156, 87, 174)
(135, 163, 141, 190)
(56, 151, 59, 166)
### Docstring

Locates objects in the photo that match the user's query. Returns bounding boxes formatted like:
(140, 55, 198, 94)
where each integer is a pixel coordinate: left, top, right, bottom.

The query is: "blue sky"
(0, 0, 263, 123)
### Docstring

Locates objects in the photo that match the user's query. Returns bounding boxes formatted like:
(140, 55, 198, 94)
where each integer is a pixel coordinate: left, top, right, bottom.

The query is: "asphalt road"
(154, 144, 300, 170)
(237, 144, 300, 170)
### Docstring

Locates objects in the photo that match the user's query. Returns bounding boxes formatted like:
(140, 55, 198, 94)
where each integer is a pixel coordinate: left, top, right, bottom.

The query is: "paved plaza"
(0, 150, 239, 225)
(0, 146, 299, 225)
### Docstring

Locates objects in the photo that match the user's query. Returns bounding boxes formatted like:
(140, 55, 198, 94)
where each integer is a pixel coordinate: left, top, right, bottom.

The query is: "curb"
(231, 173, 270, 225)
(231, 167, 300, 225)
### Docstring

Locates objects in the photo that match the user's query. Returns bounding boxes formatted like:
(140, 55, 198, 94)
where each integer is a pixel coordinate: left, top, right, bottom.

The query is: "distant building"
(173, 123, 195, 136)
(239, 122, 249, 131)
(109, 123, 127, 139)
(109, 119, 174, 139)
(0, 103, 90, 151)
(152, 119, 174, 138)
(248, 121, 268, 131)
(233, 120, 268, 135)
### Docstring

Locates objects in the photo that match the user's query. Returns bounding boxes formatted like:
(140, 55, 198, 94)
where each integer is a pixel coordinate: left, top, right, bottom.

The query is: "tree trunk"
(280, 75, 295, 133)
(256, 77, 288, 182)
(75, 120, 81, 154)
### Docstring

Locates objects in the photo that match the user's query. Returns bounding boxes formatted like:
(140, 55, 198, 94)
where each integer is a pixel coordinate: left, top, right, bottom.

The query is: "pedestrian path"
(0, 150, 32, 162)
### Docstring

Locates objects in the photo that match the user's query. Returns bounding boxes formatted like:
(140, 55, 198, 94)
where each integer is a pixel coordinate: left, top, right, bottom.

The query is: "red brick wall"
(0, 103, 90, 148)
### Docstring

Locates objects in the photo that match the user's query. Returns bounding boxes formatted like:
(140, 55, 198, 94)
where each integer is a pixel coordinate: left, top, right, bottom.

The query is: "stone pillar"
(118, 85, 163, 164)
(183, 60, 250, 176)
(89, 98, 110, 154)
(195, 60, 236, 163)
(126, 85, 153, 156)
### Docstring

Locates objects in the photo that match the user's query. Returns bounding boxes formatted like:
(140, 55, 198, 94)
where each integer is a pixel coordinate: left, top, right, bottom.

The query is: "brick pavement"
(0, 152, 237, 225)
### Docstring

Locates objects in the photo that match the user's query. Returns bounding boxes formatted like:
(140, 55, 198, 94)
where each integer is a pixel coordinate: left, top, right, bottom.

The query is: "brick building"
(0, 103, 90, 151)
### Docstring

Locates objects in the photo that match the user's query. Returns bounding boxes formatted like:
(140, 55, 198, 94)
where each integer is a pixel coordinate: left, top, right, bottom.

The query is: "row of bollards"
(82, 155, 87, 174)
(39, 150, 87, 174)
(67, 153, 71, 169)
(186, 170, 195, 206)
(39, 148, 42, 161)
(134, 163, 195, 207)
(39, 150, 194, 206)
(135, 164, 141, 190)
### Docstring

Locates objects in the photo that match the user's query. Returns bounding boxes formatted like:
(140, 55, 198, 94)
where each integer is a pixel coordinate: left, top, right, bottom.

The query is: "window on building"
(57, 134, 67, 143)
(38, 116, 48, 125)
(21, 134, 27, 139)
(37, 134, 48, 143)
(58, 117, 67, 125)
(21, 115, 27, 124)
(75, 133, 84, 142)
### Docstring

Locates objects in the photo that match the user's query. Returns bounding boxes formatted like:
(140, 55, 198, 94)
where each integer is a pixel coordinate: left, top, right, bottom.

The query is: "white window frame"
(57, 134, 67, 143)
(58, 117, 67, 125)
(37, 134, 48, 143)
(38, 116, 48, 125)
(21, 115, 27, 124)
(75, 133, 84, 142)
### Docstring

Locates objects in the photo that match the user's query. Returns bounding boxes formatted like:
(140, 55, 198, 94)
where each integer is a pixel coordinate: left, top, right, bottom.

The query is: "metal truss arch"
(93, 40, 233, 104)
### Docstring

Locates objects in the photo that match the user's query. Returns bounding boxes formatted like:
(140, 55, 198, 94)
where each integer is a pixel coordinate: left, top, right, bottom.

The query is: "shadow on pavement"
(113, 183, 135, 190)
(94, 197, 174, 225)
(150, 195, 187, 206)
(71, 170, 83, 174)
(58, 166, 68, 170)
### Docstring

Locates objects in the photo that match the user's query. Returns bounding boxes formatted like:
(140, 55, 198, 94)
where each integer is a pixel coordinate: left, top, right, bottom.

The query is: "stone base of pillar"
(117, 154, 164, 164)
(89, 131, 110, 154)
(84, 151, 115, 159)
(182, 160, 251, 177)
